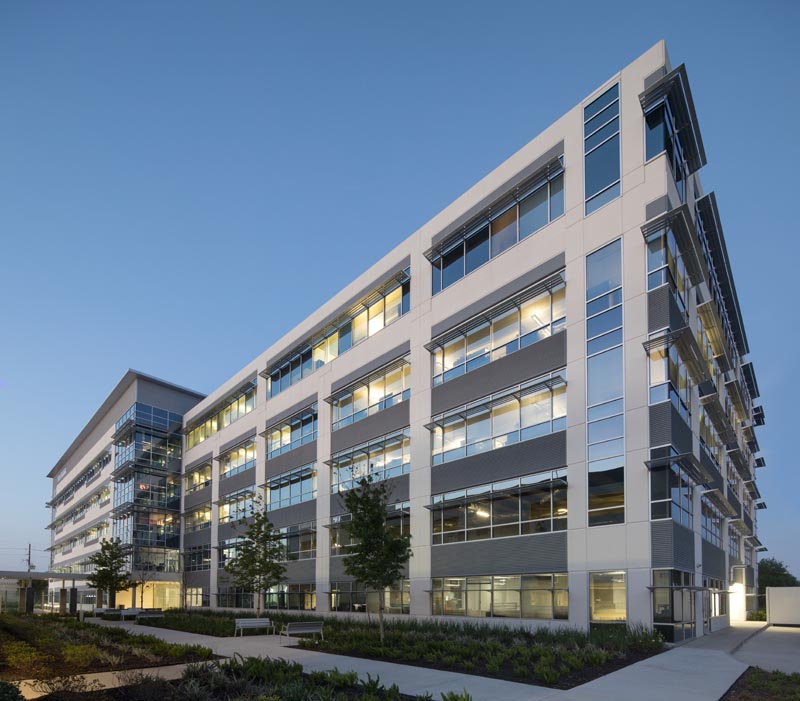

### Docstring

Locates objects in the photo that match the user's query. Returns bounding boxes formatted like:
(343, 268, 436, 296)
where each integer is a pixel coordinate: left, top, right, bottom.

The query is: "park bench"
(279, 620, 324, 643)
(136, 608, 164, 622)
(119, 608, 145, 621)
(234, 617, 275, 636)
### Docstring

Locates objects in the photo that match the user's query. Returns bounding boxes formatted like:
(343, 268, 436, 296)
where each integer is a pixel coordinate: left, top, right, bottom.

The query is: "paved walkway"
(734, 625, 800, 674)
(53, 619, 784, 701)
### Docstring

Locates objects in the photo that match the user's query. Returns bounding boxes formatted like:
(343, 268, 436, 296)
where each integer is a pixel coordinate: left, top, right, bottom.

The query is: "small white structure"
(766, 587, 800, 625)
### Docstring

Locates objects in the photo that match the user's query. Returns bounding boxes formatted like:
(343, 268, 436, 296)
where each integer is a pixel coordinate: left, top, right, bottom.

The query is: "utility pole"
(27, 544, 32, 572)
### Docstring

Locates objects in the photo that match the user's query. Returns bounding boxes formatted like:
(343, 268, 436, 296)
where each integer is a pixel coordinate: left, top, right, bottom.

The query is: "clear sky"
(0, 1, 797, 576)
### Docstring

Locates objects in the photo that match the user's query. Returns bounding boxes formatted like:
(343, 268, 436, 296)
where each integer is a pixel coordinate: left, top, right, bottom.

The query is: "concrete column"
(59, 588, 68, 614)
(68, 587, 78, 614)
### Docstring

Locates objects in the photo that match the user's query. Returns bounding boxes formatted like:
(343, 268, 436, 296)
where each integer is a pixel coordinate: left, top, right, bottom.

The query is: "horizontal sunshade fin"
(641, 204, 706, 286)
(426, 270, 565, 351)
(644, 451, 714, 487)
(424, 156, 564, 262)
(327, 356, 410, 403)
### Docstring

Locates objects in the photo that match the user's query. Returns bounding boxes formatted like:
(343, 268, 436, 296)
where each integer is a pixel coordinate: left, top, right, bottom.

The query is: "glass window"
(584, 84, 620, 214)
(519, 185, 548, 240)
(442, 244, 465, 289)
(490, 208, 518, 257)
(465, 226, 490, 273)
(587, 347, 623, 407)
(590, 571, 626, 622)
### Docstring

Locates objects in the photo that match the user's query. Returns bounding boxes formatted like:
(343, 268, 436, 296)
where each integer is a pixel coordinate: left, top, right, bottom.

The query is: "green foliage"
(342, 477, 412, 642)
(441, 691, 473, 701)
(727, 667, 800, 701)
(747, 609, 767, 621)
(0, 682, 23, 701)
(3, 641, 51, 676)
(62, 643, 102, 669)
(86, 537, 132, 606)
(225, 496, 287, 612)
(757, 558, 799, 607)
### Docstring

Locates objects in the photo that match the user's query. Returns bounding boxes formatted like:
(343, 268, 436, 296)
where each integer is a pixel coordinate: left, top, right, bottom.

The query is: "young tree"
(342, 477, 412, 644)
(758, 557, 799, 607)
(86, 538, 131, 608)
(226, 498, 287, 614)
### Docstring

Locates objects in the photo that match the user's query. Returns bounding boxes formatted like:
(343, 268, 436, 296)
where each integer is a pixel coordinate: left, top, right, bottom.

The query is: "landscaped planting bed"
(19, 657, 466, 701)
(0, 613, 213, 681)
(137, 609, 321, 636)
(721, 667, 800, 700)
(139, 610, 665, 689)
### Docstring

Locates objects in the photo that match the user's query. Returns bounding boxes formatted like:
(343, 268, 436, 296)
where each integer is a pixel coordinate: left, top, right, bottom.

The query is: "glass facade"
(266, 404, 318, 458)
(645, 99, 687, 202)
(185, 383, 257, 450)
(331, 359, 410, 431)
(431, 169, 564, 294)
(652, 569, 695, 642)
(185, 463, 212, 494)
(184, 544, 211, 571)
(331, 580, 409, 614)
(330, 501, 410, 556)
(586, 240, 625, 526)
(430, 281, 565, 386)
(647, 226, 688, 313)
(430, 471, 567, 544)
(265, 583, 316, 611)
(219, 439, 256, 479)
(330, 428, 411, 492)
(218, 488, 255, 524)
(584, 84, 620, 214)
(648, 338, 691, 422)
(701, 497, 723, 548)
(265, 464, 317, 511)
(430, 372, 566, 465)
(650, 456, 694, 528)
(279, 521, 316, 560)
(267, 271, 411, 398)
(184, 505, 212, 532)
(431, 574, 568, 619)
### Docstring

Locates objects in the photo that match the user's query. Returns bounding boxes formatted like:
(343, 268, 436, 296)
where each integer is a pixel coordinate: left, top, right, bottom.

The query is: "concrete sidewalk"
(83, 619, 788, 701)
(734, 625, 800, 674)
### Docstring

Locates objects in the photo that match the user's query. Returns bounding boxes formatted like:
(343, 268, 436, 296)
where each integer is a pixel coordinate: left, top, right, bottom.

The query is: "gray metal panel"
(431, 333, 566, 415)
(285, 559, 316, 582)
(647, 286, 671, 333)
(645, 195, 672, 222)
(673, 522, 695, 571)
(429, 142, 565, 251)
(330, 402, 409, 454)
(430, 532, 567, 577)
(184, 571, 210, 588)
(648, 403, 692, 454)
(643, 66, 668, 90)
(266, 499, 317, 528)
(650, 520, 674, 569)
(743, 511, 753, 533)
(183, 528, 212, 549)
(218, 427, 257, 455)
(701, 451, 724, 493)
(329, 557, 409, 582)
(331, 342, 411, 393)
(651, 520, 695, 571)
(431, 432, 566, 494)
(702, 540, 726, 580)
(218, 467, 256, 497)
(668, 290, 686, 332)
(727, 489, 742, 518)
(265, 255, 411, 370)
(745, 566, 755, 588)
(330, 475, 410, 517)
(431, 254, 566, 338)
(216, 522, 239, 542)
(184, 488, 212, 511)
(184, 452, 213, 473)
(265, 441, 317, 479)
(265, 394, 318, 429)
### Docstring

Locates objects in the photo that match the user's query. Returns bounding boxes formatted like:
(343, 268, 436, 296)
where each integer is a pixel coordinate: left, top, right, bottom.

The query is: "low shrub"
(747, 609, 767, 621)
(0, 682, 23, 701)
(3, 641, 51, 677)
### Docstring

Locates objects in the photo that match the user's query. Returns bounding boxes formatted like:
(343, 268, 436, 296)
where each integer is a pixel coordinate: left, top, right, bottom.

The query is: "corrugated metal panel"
(430, 532, 567, 577)
(649, 403, 672, 447)
(674, 522, 695, 571)
(265, 441, 317, 479)
(218, 468, 256, 497)
(701, 451, 724, 493)
(184, 488, 211, 511)
(702, 540, 726, 580)
(184, 571, 210, 588)
(265, 394, 318, 429)
(329, 556, 409, 581)
(330, 402, 409, 453)
(431, 333, 566, 415)
(671, 406, 693, 454)
(651, 520, 674, 568)
(330, 474, 410, 517)
(431, 431, 566, 494)
(183, 528, 212, 549)
(284, 559, 316, 582)
(184, 452, 213, 473)
(268, 499, 317, 528)
(648, 286, 671, 333)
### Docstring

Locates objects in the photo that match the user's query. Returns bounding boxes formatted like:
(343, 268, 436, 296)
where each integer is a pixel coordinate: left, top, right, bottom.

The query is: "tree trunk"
(109, 589, 116, 608)
(378, 599, 385, 645)
(256, 591, 263, 615)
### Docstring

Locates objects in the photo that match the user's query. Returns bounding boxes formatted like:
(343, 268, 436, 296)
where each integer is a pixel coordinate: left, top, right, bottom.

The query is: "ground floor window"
(330, 580, 409, 614)
(703, 576, 728, 618)
(651, 569, 695, 642)
(217, 587, 253, 609)
(264, 583, 316, 611)
(185, 587, 209, 608)
(589, 571, 626, 623)
(431, 574, 568, 619)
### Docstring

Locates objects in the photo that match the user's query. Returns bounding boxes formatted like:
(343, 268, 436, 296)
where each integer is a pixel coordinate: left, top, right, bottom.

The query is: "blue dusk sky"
(0, 1, 797, 576)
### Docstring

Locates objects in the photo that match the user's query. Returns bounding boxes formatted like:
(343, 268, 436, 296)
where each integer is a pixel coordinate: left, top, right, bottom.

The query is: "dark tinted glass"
(431, 260, 442, 295)
(585, 134, 620, 199)
(585, 117, 619, 153)
(584, 84, 619, 121)
(401, 281, 411, 314)
(465, 226, 490, 273)
(519, 186, 548, 240)
(586, 239, 622, 301)
(490, 208, 517, 257)
(549, 174, 564, 219)
(442, 245, 465, 289)
(646, 106, 667, 160)
(338, 321, 352, 353)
